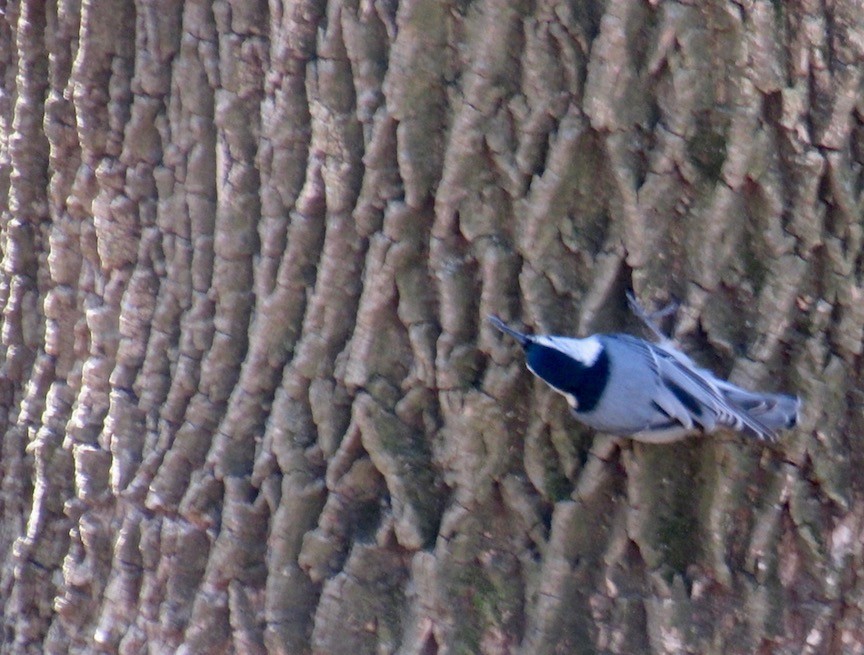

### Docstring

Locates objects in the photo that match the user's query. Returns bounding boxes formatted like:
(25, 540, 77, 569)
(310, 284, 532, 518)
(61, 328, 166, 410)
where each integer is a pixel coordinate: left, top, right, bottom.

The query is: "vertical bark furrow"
(60, 1, 138, 648)
(4, 2, 65, 652)
(383, 0, 447, 209)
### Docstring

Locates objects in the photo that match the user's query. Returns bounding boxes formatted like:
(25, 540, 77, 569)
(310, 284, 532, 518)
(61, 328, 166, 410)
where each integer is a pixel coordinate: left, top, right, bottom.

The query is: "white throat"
(533, 335, 603, 366)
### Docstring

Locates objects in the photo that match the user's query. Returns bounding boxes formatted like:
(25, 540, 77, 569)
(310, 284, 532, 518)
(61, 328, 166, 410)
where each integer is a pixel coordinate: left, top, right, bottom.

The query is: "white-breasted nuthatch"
(489, 294, 801, 443)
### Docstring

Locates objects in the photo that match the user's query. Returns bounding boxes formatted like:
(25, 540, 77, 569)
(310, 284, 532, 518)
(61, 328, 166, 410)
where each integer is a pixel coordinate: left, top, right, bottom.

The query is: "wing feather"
(612, 335, 777, 441)
(608, 335, 696, 432)
(651, 342, 777, 440)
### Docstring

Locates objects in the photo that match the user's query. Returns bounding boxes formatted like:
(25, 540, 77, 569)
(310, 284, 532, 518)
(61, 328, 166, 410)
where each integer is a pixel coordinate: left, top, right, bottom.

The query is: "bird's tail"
(487, 315, 531, 346)
(717, 382, 801, 440)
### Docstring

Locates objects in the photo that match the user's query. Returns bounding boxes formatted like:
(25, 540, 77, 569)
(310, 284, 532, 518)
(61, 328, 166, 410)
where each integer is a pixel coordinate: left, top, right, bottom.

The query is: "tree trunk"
(1, 0, 862, 653)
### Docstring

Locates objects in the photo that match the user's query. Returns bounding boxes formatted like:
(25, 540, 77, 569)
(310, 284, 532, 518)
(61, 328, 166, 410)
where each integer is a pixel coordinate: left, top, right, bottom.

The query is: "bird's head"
(524, 335, 607, 406)
(489, 317, 610, 411)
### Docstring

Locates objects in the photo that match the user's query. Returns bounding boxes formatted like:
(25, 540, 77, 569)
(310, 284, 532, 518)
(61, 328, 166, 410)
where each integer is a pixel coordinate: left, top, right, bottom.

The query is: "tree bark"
(1, 0, 862, 653)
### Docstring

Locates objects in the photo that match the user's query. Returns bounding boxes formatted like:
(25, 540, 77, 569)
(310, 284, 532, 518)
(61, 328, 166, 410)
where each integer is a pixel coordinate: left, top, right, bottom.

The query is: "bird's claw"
(626, 291, 678, 341)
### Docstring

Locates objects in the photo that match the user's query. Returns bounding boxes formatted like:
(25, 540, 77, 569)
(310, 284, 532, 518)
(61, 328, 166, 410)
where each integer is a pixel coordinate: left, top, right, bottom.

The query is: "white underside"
(627, 425, 695, 443)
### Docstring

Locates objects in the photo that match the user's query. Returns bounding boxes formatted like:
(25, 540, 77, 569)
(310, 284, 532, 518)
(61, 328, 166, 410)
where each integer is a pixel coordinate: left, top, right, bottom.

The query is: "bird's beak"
(488, 315, 530, 346)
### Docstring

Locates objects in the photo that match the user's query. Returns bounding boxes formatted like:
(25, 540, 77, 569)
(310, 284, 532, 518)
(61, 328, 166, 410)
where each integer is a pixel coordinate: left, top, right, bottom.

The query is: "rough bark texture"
(1, 0, 863, 653)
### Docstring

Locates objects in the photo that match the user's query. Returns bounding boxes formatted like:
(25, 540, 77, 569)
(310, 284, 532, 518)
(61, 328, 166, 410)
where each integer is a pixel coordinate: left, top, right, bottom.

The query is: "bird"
(488, 294, 801, 443)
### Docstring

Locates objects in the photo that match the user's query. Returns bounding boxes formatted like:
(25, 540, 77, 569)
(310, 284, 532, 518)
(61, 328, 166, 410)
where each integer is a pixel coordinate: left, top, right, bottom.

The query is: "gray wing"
(608, 335, 697, 433)
(614, 335, 777, 441)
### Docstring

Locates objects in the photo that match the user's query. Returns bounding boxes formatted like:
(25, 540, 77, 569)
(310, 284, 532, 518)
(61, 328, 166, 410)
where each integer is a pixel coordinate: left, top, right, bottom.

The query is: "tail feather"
(745, 393, 801, 429)
(718, 383, 801, 440)
(722, 403, 780, 442)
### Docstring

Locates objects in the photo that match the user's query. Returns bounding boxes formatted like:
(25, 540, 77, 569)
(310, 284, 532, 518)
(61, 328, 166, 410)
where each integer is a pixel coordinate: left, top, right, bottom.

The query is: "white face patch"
(560, 390, 579, 409)
(533, 335, 603, 366)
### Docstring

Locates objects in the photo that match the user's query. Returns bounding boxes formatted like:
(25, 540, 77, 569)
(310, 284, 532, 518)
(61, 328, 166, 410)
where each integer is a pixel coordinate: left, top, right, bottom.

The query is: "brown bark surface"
(1, 0, 863, 653)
